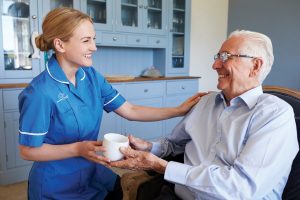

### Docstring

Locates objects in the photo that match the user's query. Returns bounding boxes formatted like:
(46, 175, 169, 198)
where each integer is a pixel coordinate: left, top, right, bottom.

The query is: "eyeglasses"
(214, 52, 257, 62)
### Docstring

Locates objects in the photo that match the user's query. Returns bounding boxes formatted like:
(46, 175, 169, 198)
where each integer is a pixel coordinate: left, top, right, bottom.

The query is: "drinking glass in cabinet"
(172, 57, 184, 68)
(121, 5, 138, 27)
(148, 0, 161, 8)
(50, 0, 73, 9)
(87, 0, 107, 24)
(2, 0, 32, 70)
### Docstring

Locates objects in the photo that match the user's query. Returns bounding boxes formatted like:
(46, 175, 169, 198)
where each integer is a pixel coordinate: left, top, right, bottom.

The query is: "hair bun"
(35, 34, 49, 51)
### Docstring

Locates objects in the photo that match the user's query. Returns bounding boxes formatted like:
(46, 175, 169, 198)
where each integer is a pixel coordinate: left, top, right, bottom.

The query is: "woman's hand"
(176, 92, 208, 116)
(128, 135, 152, 152)
(110, 146, 167, 174)
(76, 141, 110, 165)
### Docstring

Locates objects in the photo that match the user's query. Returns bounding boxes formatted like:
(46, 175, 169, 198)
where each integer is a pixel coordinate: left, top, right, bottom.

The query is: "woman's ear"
(250, 58, 263, 77)
(53, 38, 65, 53)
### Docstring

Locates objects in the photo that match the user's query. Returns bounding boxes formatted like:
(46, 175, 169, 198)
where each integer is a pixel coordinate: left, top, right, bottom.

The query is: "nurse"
(18, 7, 202, 200)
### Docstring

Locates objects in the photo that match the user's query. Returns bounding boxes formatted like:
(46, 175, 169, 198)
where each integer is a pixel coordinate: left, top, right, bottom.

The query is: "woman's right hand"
(76, 141, 110, 165)
(128, 135, 152, 152)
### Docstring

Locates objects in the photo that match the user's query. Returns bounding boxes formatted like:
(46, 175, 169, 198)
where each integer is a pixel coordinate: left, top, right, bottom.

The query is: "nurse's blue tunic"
(18, 55, 125, 199)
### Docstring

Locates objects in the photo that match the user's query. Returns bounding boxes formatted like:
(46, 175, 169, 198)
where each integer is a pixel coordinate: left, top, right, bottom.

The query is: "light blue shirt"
(152, 86, 298, 200)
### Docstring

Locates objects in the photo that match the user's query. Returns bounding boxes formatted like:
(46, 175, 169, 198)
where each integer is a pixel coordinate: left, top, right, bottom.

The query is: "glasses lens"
(220, 52, 228, 62)
(214, 53, 220, 60)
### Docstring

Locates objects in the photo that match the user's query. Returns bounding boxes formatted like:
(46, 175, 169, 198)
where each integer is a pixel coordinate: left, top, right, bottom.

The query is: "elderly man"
(111, 30, 298, 199)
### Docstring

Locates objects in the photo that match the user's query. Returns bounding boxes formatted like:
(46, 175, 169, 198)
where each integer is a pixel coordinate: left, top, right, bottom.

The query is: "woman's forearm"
(19, 143, 80, 161)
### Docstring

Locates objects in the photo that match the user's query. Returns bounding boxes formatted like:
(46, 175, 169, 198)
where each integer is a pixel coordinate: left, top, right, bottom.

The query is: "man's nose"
(212, 59, 222, 70)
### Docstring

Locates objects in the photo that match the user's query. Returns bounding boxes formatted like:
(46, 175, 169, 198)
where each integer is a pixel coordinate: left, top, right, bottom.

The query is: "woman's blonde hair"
(35, 7, 92, 51)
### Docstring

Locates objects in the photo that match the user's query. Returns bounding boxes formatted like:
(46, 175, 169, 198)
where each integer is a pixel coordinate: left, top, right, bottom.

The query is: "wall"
(228, 0, 300, 91)
(189, 0, 229, 91)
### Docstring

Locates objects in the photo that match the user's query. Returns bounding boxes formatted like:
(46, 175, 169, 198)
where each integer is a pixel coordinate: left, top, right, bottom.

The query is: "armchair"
(263, 86, 300, 200)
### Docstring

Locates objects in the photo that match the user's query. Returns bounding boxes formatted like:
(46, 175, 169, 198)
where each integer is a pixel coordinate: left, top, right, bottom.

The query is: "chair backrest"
(263, 86, 300, 200)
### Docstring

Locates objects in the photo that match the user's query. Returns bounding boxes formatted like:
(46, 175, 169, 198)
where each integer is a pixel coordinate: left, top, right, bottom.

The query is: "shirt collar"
(46, 55, 86, 84)
(215, 86, 263, 109)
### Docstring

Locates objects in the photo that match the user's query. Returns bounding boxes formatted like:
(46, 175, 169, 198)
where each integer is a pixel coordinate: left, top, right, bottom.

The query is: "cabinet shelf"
(121, 3, 138, 8)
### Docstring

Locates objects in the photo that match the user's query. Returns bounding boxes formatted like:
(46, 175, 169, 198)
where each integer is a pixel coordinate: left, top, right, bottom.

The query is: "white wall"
(189, 0, 228, 91)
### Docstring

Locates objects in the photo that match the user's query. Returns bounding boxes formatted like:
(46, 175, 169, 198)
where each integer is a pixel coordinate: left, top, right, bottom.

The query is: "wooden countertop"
(0, 76, 200, 89)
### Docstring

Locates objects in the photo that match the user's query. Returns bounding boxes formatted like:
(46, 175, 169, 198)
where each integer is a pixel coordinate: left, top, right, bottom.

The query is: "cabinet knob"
(136, 39, 140, 43)
(144, 89, 149, 93)
(181, 86, 185, 90)
(156, 40, 160, 44)
(32, 15, 37, 19)
(112, 37, 117, 41)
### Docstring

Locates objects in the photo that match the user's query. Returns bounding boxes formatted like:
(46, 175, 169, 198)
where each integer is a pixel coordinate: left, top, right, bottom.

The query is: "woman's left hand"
(176, 92, 208, 116)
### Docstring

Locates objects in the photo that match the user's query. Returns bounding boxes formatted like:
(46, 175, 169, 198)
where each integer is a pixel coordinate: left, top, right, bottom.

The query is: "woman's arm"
(19, 141, 110, 164)
(114, 93, 205, 121)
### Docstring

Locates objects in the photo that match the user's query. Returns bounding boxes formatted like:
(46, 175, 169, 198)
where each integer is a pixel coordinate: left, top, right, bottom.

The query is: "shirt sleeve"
(164, 100, 298, 199)
(151, 113, 192, 157)
(18, 85, 51, 147)
(95, 72, 125, 113)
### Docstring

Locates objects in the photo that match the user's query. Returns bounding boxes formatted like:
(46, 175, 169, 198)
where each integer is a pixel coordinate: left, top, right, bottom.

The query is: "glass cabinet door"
(116, 0, 166, 34)
(85, 0, 113, 31)
(0, 0, 40, 79)
(116, 0, 140, 32)
(145, 0, 165, 34)
(167, 0, 189, 75)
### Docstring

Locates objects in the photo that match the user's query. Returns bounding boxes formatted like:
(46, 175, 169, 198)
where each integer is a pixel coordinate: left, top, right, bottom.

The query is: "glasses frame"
(214, 52, 257, 62)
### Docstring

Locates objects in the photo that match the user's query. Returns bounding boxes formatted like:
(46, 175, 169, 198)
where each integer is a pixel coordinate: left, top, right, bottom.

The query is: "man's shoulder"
(256, 93, 294, 115)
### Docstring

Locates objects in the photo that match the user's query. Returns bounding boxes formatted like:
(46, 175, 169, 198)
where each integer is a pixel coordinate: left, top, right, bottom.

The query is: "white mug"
(103, 133, 129, 161)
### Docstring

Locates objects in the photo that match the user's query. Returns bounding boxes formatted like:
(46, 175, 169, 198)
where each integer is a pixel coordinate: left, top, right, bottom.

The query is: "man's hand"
(76, 141, 110, 165)
(110, 146, 168, 174)
(176, 92, 208, 116)
(128, 135, 152, 151)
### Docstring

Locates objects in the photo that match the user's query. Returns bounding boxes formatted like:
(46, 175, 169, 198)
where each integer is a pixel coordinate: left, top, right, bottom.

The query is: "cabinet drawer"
(3, 89, 23, 111)
(127, 35, 148, 46)
(101, 33, 126, 46)
(148, 37, 167, 48)
(124, 82, 165, 99)
(166, 80, 198, 95)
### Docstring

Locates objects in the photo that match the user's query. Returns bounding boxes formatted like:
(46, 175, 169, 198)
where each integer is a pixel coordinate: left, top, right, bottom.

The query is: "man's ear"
(53, 38, 65, 53)
(250, 58, 263, 77)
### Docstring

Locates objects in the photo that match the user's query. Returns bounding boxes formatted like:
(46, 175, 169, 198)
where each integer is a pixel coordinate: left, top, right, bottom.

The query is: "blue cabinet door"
(166, 0, 191, 76)
(124, 98, 164, 140)
(5, 112, 32, 169)
(115, 0, 167, 35)
(0, 0, 41, 80)
(82, 0, 114, 31)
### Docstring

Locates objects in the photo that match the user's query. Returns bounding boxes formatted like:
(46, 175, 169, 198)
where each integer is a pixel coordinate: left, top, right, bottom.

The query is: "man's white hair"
(228, 30, 274, 83)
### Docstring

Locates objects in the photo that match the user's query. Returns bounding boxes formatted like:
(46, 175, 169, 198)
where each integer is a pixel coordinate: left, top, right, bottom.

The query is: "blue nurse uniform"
(18, 55, 125, 199)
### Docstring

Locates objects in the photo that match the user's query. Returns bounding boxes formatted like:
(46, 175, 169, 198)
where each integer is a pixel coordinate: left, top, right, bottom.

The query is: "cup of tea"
(103, 133, 129, 161)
